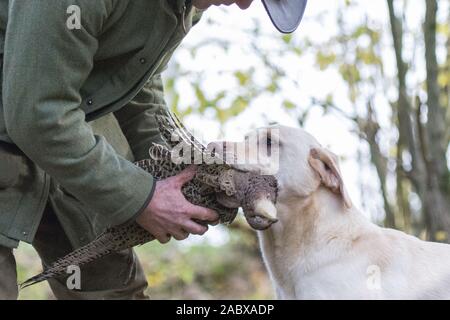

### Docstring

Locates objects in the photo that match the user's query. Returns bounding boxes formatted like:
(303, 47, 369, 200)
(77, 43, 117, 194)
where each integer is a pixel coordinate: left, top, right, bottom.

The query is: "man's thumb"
(175, 165, 197, 186)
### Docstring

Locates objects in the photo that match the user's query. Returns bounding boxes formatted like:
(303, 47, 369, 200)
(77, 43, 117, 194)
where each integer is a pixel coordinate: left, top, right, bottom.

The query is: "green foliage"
(316, 51, 337, 70)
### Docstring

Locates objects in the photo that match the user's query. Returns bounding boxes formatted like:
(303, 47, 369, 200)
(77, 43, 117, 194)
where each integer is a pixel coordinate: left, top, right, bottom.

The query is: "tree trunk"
(361, 103, 396, 228)
(386, 0, 427, 192)
(387, 0, 450, 241)
(422, 0, 450, 240)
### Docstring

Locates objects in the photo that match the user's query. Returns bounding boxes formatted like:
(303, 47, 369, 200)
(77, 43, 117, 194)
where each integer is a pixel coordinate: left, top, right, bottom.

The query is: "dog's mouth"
(245, 213, 278, 230)
(246, 197, 278, 230)
(210, 141, 279, 230)
(216, 193, 279, 230)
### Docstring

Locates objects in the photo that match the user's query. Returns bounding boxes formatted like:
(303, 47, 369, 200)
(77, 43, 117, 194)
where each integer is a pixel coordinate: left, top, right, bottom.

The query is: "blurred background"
(17, 0, 449, 299)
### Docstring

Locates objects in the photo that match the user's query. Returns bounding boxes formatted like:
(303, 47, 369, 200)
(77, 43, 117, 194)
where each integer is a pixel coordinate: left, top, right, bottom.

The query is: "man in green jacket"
(0, 0, 306, 299)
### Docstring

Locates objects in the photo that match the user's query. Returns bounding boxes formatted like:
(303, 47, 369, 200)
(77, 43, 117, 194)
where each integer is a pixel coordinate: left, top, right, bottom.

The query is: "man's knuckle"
(162, 237, 170, 244)
(197, 226, 208, 235)
(172, 216, 183, 225)
(184, 208, 196, 217)
(205, 211, 216, 219)
(176, 234, 188, 241)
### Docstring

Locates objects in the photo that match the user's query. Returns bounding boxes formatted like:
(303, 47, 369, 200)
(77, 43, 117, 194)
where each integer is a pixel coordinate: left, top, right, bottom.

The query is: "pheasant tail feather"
(20, 223, 153, 289)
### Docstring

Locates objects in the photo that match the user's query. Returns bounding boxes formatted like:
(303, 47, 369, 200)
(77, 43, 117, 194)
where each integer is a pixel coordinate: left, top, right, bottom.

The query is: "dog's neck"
(258, 187, 375, 298)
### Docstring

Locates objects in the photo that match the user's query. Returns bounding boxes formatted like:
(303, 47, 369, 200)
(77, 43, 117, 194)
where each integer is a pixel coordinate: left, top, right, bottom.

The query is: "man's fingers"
(209, 219, 220, 226)
(152, 230, 171, 244)
(183, 220, 208, 235)
(172, 229, 189, 241)
(186, 204, 219, 222)
(174, 165, 197, 186)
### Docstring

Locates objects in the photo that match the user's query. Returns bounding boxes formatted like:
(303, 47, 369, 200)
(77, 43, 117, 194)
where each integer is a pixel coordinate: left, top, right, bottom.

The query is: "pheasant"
(20, 110, 278, 289)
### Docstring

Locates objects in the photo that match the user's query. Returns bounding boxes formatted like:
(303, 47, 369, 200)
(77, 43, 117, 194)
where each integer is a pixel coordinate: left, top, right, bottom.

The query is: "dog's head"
(209, 125, 352, 213)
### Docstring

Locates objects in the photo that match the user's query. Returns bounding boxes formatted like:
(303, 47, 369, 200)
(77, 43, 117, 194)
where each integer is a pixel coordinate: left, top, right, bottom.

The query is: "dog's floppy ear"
(308, 147, 352, 209)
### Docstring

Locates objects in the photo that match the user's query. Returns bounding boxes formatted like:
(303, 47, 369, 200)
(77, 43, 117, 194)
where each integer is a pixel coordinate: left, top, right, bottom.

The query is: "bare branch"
(424, 0, 449, 189)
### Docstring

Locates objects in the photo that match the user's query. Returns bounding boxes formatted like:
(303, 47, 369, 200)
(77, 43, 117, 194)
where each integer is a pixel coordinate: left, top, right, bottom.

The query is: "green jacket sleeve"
(2, 0, 154, 227)
(114, 75, 168, 161)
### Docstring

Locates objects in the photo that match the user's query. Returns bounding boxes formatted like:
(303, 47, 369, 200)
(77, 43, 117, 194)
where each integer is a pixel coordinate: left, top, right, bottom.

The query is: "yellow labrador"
(211, 125, 450, 299)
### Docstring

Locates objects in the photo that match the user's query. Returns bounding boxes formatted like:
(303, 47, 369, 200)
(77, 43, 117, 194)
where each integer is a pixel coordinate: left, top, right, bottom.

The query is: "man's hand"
(192, 0, 254, 10)
(136, 166, 219, 244)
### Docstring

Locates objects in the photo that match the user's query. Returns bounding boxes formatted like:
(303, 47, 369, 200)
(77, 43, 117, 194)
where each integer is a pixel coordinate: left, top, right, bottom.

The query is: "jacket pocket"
(0, 149, 21, 189)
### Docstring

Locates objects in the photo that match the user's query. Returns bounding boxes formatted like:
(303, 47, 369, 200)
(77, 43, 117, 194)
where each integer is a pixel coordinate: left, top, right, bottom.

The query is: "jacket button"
(22, 231, 28, 236)
(139, 58, 146, 64)
(87, 99, 93, 106)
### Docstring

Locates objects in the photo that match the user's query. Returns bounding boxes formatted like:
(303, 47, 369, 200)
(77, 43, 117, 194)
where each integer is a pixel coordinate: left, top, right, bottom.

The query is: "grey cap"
(262, 0, 308, 34)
